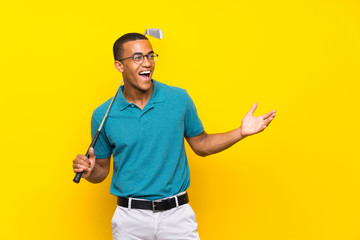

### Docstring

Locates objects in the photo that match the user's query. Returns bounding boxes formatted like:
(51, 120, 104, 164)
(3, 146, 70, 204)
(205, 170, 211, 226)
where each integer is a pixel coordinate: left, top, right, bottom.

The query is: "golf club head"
(143, 28, 163, 39)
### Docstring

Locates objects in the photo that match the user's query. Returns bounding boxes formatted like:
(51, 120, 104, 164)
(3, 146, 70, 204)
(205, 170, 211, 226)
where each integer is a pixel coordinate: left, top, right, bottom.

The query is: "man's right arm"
(72, 148, 111, 183)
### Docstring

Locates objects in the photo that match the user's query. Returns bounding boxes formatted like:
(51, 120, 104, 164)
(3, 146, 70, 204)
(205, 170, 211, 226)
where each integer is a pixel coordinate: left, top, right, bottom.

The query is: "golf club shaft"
(73, 81, 122, 183)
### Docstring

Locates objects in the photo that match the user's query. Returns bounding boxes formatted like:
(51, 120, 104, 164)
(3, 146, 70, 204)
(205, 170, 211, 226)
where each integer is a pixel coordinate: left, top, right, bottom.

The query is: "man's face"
(116, 39, 155, 93)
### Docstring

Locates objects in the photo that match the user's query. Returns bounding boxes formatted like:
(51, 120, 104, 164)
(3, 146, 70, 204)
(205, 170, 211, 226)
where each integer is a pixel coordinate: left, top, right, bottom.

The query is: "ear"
(114, 61, 124, 73)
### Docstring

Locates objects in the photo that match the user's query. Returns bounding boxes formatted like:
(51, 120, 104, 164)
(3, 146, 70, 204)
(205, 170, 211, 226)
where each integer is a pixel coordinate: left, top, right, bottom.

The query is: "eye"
(132, 54, 143, 60)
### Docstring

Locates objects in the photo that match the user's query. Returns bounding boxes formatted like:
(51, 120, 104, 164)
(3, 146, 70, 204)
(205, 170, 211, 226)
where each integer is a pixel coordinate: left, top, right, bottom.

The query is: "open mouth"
(138, 70, 151, 80)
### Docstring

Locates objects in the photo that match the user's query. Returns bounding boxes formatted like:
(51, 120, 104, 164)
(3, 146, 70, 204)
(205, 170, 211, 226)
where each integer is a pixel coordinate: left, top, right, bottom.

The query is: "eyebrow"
(133, 50, 154, 55)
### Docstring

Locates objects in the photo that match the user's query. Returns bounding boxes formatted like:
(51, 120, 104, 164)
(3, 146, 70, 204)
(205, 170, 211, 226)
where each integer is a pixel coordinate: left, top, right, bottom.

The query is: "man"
(73, 32, 276, 240)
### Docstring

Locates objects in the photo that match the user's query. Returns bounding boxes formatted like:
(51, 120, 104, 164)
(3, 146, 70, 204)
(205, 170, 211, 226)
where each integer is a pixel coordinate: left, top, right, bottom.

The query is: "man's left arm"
(186, 103, 276, 157)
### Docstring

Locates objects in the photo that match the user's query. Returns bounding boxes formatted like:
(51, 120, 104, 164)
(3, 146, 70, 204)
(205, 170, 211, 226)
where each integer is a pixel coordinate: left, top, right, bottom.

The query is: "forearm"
(190, 128, 245, 157)
(85, 161, 109, 183)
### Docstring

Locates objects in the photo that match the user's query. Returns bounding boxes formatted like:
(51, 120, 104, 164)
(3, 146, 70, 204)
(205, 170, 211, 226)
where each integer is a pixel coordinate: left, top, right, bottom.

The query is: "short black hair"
(113, 33, 149, 61)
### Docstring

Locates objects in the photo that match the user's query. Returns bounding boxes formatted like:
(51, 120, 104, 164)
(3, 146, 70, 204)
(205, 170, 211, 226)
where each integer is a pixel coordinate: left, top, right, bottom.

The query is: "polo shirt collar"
(115, 79, 165, 111)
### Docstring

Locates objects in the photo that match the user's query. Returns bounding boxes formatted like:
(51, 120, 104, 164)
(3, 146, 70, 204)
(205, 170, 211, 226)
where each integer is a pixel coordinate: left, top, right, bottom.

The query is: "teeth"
(139, 71, 150, 75)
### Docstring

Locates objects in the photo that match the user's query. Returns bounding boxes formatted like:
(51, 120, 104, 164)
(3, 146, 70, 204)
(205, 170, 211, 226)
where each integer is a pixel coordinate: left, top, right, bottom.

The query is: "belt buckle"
(152, 200, 159, 211)
(152, 199, 164, 211)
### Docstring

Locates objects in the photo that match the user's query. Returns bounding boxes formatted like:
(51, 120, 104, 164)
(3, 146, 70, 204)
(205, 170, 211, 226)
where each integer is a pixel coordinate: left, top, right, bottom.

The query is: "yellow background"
(1, 0, 359, 239)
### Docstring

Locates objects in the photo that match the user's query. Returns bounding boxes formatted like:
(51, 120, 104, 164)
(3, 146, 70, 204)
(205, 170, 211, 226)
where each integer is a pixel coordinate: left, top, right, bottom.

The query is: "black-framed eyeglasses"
(117, 53, 159, 64)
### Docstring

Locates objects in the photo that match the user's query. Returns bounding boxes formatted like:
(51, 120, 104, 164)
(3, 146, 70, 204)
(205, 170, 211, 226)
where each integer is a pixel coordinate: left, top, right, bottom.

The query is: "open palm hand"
(240, 103, 276, 137)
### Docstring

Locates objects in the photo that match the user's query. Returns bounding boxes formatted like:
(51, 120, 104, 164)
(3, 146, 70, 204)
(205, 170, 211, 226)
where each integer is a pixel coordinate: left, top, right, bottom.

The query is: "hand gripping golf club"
(73, 28, 163, 183)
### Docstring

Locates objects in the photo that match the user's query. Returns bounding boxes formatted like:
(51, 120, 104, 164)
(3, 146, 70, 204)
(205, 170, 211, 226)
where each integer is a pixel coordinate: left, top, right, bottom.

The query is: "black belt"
(117, 192, 189, 211)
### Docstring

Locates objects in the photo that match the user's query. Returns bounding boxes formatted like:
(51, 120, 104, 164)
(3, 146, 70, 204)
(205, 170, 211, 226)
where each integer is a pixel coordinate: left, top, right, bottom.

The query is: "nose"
(141, 55, 152, 67)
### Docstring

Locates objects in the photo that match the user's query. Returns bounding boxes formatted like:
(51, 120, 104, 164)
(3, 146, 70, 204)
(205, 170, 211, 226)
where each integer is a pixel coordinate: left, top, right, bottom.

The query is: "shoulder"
(155, 80, 189, 102)
(92, 97, 113, 122)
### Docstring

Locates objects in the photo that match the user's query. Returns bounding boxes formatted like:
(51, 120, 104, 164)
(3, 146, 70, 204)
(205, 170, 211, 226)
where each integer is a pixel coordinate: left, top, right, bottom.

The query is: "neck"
(122, 81, 154, 110)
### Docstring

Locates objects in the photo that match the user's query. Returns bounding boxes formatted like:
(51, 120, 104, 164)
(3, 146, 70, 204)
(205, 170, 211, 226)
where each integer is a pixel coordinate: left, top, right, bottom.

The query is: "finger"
(73, 158, 91, 169)
(73, 161, 91, 172)
(264, 115, 276, 127)
(76, 154, 88, 161)
(247, 102, 258, 115)
(88, 148, 96, 161)
(73, 162, 87, 173)
(73, 157, 90, 165)
(73, 165, 88, 174)
(73, 167, 85, 173)
(88, 148, 96, 169)
(262, 110, 276, 120)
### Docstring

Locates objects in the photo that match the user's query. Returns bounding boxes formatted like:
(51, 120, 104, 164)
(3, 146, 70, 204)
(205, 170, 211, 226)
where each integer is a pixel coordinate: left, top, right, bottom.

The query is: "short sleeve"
(91, 114, 112, 159)
(184, 91, 204, 138)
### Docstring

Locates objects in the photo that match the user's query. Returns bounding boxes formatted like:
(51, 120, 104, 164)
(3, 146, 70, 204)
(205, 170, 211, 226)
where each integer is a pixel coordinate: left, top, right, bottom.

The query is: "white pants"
(111, 203, 200, 240)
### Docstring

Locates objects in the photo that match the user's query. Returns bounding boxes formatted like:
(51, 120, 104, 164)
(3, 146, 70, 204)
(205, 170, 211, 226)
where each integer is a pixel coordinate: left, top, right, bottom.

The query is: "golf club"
(73, 28, 163, 183)
(144, 28, 163, 39)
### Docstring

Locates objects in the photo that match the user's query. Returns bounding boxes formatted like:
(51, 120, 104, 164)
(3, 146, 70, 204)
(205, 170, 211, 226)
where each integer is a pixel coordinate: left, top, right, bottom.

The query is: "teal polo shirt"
(91, 80, 204, 200)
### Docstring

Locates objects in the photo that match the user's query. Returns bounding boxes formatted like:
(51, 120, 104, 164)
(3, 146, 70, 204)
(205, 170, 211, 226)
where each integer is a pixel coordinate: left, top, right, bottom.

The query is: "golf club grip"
(73, 131, 101, 183)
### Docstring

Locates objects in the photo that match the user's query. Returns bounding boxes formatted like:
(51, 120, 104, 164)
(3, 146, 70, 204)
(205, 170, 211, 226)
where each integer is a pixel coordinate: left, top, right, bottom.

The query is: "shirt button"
(131, 104, 134, 107)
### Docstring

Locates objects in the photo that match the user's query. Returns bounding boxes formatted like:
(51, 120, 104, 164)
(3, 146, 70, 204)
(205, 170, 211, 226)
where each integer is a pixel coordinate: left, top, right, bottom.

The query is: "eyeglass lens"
(133, 53, 158, 63)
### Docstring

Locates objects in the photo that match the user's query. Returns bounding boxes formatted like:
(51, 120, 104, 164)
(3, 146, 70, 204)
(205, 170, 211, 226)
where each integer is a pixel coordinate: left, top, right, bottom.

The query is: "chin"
(138, 80, 153, 92)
